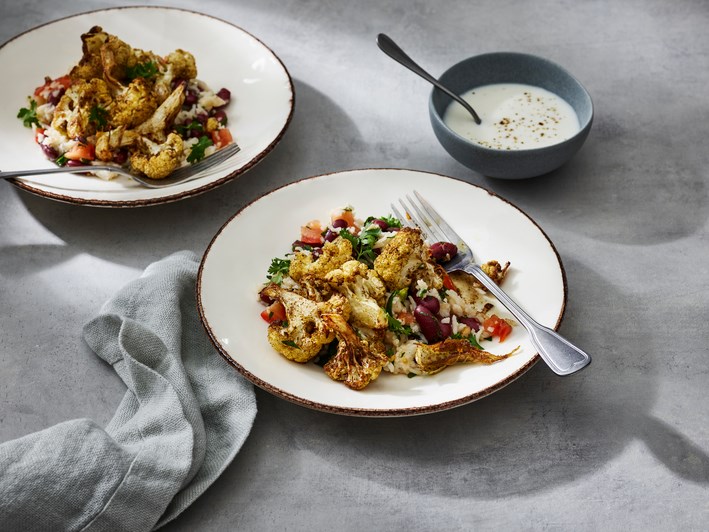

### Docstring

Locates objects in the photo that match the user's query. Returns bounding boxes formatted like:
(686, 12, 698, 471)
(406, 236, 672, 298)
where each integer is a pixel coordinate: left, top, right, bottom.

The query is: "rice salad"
(17, 26, 234, 180)
(258, 206, 519, 391)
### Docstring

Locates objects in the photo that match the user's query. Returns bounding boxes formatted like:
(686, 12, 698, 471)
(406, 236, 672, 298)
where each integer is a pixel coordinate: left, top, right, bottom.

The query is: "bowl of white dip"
(429, 52, 593, 179)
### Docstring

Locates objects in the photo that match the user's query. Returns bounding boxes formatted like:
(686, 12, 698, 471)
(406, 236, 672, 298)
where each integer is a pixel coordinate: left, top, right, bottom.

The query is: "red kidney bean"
(216, 88, 231, 103)
(66, 159, 86, 167)
(113, 149, 128, 165)
(429, 242, 458, 263)
(213, 109, 228, 125)
(40, 144, 58, 160)
(323, 230, 338, 242)
(370, 218, 389, 231)
(331, 218, 348, 229)
(171, 78, 186, 90)
(458, 316, 480, 332)
(439, 321, 452, 339)
(292, 240, 322, 251)
(312, 248, 323, 259)
(47, 89, 66, 106)
(184, 90, 199, 106)
(259, 292, 274, 304)
(414, 305, 443, 343)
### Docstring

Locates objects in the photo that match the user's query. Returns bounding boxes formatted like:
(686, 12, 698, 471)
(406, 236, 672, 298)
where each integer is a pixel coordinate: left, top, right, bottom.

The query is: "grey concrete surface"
(1, 0, 708, 530)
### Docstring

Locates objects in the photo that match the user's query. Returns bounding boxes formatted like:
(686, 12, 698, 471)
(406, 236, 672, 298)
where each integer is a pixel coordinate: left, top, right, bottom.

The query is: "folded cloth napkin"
(0, 251, 256, 531)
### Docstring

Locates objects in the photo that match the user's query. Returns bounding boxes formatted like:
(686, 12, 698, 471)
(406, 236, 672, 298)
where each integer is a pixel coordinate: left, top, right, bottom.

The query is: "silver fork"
(393, 191, 592, 376)
(0, 142, 240, 189)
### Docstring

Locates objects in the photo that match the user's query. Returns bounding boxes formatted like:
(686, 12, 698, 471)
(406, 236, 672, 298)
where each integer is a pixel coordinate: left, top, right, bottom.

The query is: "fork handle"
(462, 263, 592, 376)
(1, 165, 121, 179)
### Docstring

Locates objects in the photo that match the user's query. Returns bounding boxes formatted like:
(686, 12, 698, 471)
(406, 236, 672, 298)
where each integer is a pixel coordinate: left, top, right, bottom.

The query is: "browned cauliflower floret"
(288, 237, 353, 283)
(324, 260, 388, 330)
(110, 77, 158, 128)
(373, 227, 442, 291)
(69, 26, 109, 81)
(414, 339, 518, 375)
(129, 133, 184, 179)
(321, 313, 389, 390)
(51, 78, 113, 139)
(260, 284, 340, 363)
(165, 49, 197, 81)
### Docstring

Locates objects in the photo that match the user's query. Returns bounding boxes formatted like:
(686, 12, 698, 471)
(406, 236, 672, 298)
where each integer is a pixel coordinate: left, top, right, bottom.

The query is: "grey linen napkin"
(0, 251, 256, 531)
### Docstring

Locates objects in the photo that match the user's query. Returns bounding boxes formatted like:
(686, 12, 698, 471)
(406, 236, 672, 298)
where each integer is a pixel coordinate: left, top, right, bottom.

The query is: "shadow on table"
(2, 79, 364, 272)
(478, 110, 709, 247)
(252, 258, 709, 498)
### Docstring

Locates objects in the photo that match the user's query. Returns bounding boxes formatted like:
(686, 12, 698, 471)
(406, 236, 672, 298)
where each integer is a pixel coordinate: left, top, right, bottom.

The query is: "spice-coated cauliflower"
(373, 227, 442, 291)
(321, 313, 389, 390)
(324, 260, 388, 330)
(129, 133, 184, 179)
(260, 284, 347, 363)
(51, 78, 113, 139)
(288, 237, 354, 283)
(414, 338, 518, 375)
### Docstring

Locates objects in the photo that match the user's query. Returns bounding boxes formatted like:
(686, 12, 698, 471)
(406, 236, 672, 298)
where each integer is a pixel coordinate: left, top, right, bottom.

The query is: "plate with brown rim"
(197, 169, 567, 416)
(0, 6, 293, 207)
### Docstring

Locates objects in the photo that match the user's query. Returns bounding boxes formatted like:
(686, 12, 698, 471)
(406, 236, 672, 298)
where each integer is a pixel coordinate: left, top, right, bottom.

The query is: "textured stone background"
(1, 0, 708, 530)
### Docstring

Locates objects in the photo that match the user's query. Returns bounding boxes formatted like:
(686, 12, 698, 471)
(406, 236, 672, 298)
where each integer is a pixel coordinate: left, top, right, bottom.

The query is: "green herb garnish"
(282, 340, 299, 349)
(89, 104, 108, 130)
(175, 119, 204, 138)
(125, 60, 159, 80)
(17, 99, 40, 128)
(407, 372, 417, 378)
(452, 332, 484, 350)
(339, 224, 381, 268)
(267, 257, 291, 285)
(55, 154, 67, 166)
(385, 287, 408, 314)
(187, 135, 213, 163)
(386, 312, 413, 337)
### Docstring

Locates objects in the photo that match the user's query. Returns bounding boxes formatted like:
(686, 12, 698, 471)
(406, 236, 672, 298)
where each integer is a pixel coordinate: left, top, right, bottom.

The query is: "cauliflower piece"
(100, 33, 137, 85)
(373, 227, 442, 291)
(481, 260, 511, 285)
(321, 313, 389, 390)
(260, 284, 340, 363)
(110, 77, 158, 128)
(69, 26, 109, 82)
(325, 260, 388, 330)
(129, 133, 184, 179)
(288, 237, 353, 283)
(415, 339, 518, 374)
(51, 78, 113, 139)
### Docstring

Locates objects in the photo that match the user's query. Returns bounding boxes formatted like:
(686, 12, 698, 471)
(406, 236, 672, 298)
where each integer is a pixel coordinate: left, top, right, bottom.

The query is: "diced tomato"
(210, 128, 233, 149)
(260, 301, 287, 324)
(482, 314, 513, 342)
(442, 271, 457, 292)
(396, 311, 416, 325)
(35, 128, 45, 143)
(331, 208, 356, 227)
(34, 76, 72, 104)
(300, 220, 324, 245)
(64, 143, 95, 161)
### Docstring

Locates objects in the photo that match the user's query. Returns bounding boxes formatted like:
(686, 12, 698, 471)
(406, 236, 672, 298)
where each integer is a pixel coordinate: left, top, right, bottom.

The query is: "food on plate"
(258, 206, 518, 390)
(16, 26, 234, 179)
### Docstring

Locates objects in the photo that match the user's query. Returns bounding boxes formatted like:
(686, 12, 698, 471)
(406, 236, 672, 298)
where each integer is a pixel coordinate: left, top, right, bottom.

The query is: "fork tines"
(393, 191, 458, 245)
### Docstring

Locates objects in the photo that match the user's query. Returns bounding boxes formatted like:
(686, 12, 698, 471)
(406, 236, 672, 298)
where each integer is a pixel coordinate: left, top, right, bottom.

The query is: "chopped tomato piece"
(442, 271, 457, 292)
(33, 76, 72, 104)
(35, 128, 45, 143)
(64, 143, 95, 161)
(210, 128, 233, 149)
(300, 220, 324, 245)
(396, 311, 416, 325)
(331, 208, 356, 227)
(260, 301, 287, 324)
(483, 314, 513, 342)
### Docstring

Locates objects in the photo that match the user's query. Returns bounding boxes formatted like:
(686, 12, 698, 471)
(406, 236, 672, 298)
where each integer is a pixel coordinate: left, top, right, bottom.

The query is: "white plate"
(0, 7, 293, 207)
(198, 169, 566, 416)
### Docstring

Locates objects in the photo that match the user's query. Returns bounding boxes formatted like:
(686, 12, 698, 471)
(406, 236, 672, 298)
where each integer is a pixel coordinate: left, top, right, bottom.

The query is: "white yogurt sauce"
(443, 83, 580, 150)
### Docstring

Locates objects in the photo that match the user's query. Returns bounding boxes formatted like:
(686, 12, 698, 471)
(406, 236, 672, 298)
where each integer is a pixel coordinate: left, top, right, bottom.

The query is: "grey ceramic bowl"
(429, 52, 593, 179)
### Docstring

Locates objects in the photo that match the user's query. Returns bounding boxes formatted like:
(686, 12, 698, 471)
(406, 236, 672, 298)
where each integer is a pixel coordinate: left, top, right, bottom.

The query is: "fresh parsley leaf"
(406, 372, 417, 378)
(379, 215, 402, 228)
(89, 104, 108, 130)
(386, 312, 412, 337)
(17, 99, 40, 128)
(338, 225, 381, 268)
(267, 257, 291, 284)
(282, 340, 299, 349)
(385, 287, 408, 314)
(467, 334, 484, 350)
(187, 135, 213, 163)
(175, 119, 203, 138)
(125, 60, 159, 80)
(55, 154, 67, 166)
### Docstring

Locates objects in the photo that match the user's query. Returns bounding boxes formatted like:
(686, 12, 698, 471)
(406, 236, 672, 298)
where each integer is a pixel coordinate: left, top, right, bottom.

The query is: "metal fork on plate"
(0, 142, 241, 189)
(393, 191, 592, 376)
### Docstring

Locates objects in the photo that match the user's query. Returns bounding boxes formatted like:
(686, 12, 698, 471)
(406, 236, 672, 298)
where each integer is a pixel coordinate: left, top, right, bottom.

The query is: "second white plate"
(198, 169, 567, 416)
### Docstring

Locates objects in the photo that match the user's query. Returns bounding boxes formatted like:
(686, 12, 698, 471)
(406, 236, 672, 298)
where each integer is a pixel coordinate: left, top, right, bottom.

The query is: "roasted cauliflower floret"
(260, 284, 340, 363)
(129, 133, 184, 179)
(69, 26, 109, 81)
(51, 78, 113, 138)
(415, 339, 518, 375)
(288, 237, 353, 282)
(321, 313, 389, 390)
(110, 77, 158, 128)
(325, 260, 388, 329)
(373, 227, 442, 291)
